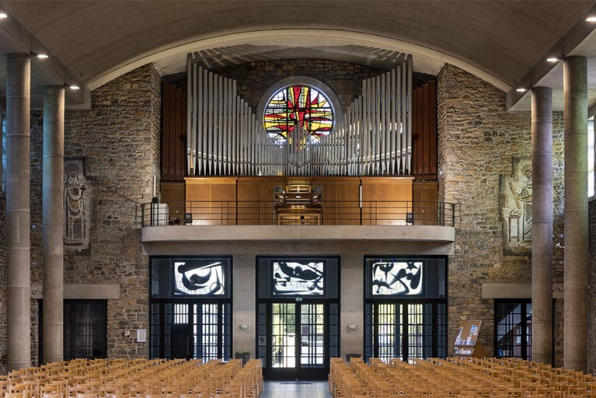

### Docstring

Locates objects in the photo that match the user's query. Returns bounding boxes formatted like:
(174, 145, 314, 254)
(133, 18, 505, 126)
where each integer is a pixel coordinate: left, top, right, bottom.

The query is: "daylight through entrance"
(257, 257, 340, 380)
(364, 257, 447, 363)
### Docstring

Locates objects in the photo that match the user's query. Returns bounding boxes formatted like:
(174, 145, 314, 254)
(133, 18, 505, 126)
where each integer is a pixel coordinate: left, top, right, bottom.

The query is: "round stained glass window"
(263, 86, 334, 142)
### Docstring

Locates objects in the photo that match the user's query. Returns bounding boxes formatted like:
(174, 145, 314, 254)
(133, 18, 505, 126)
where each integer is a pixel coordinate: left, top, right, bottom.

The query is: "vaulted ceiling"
(0, 1, 595, 109)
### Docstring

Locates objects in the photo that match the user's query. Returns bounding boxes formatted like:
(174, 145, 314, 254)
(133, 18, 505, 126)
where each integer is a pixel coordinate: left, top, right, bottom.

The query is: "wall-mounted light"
(239, 324, 249, 331)
(0, 13, 7, 19)
(347, 324, 357, 332)
(586, 16, 596, 22)
(516, 87, 529, 93)
(546, 57, 560, 63)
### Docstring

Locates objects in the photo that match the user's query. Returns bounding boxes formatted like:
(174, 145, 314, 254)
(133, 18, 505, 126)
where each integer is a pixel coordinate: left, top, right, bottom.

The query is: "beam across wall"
(506, 3, 596, 110)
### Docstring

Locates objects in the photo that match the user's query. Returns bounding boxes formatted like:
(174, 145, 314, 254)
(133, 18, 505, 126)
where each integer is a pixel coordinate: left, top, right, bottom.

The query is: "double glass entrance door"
(261, 301, 338, 380)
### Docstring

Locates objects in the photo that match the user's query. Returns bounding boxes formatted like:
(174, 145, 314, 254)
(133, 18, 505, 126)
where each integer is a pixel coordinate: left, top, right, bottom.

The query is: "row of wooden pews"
(0, 358, 263, 398)
(329, 356, 596, 397)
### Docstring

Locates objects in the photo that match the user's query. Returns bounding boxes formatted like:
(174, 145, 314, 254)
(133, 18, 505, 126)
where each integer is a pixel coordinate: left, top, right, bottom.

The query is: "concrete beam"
(141, 225, 456, 243)
(0, 7, 90, 109)
(482, 283, 564, 299)
(506, 4, 596, 110)
(31, 284, 121, 300)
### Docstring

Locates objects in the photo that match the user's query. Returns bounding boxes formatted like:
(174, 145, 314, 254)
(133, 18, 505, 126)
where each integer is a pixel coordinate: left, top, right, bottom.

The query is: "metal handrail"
(142, 200, 456, 227)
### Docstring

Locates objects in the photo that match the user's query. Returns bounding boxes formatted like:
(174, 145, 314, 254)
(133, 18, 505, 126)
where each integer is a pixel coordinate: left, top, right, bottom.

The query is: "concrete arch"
(87, 29, 511, 92)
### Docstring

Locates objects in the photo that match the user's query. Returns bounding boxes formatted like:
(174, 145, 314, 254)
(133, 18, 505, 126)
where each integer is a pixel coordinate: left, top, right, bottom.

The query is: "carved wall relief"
(64, 158, 90, 253)
(500, 156, 532, 255)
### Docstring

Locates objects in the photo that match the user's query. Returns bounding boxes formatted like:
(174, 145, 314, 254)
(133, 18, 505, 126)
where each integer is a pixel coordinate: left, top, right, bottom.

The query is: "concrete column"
(531, 87, 553, 365)
(6, 53, 31, 371)
(0, 109, 4, 191)
(563, 56, 588, 372)
(42, 86, 65, 364)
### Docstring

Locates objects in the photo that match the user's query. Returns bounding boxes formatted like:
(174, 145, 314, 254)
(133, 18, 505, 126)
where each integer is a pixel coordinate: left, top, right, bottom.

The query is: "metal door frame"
(365, 299, 446, 362)
(262, 299, 333, 380)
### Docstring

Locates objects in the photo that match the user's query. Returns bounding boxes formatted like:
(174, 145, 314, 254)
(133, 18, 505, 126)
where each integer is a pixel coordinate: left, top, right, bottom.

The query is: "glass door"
(365, 301, 447, 362)
(266, 301, 330, 380)
(150, 301, 231, 361)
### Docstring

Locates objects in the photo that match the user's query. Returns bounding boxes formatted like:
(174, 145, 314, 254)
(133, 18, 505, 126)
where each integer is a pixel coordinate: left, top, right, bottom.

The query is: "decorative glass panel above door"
(272, 261, 325, 296)
(151, 257, 231, 299)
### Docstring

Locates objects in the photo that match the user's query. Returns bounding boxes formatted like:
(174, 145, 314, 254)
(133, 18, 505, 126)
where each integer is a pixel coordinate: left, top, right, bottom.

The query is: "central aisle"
(261, 381, 331, 398)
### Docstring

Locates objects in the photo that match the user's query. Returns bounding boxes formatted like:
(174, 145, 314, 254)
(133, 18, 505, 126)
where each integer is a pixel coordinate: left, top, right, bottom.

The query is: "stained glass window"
(272, 261, 325, 296)
(370, 261, 424, 296)
(264, 86, 334, 142)
(173, 259, 226, 296)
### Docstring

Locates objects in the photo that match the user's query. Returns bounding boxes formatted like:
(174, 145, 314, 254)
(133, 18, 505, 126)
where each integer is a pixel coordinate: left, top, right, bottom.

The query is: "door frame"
(256, 255, 341, 380)
(262, 299, 333, 380)
(365, 299, 446, 362)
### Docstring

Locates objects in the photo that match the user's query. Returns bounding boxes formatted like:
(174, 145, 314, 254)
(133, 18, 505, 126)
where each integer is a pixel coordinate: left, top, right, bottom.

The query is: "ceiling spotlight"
(516, 87, 528, 93)
(68, 84, 80, 90)
(546, 57, 560, 63)
(587, 16, 596, 22)
(0, 13, 7, 19)
(31, 52, 48, 59)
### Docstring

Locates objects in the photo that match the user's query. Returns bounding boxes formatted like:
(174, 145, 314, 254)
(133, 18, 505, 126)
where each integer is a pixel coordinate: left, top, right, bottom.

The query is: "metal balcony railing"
(141, 201, 456, 228)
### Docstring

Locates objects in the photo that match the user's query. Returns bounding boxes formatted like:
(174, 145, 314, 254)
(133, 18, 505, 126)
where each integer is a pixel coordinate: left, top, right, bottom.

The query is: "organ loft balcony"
(140, 176, 456, 250)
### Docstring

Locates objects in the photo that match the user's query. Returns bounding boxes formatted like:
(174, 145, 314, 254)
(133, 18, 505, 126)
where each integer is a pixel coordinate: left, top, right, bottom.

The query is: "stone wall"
(437, 64, 565, 365)
(21, 64, 161, 363)
(212, 59, 386, 112)
(589, 198, 596, 373)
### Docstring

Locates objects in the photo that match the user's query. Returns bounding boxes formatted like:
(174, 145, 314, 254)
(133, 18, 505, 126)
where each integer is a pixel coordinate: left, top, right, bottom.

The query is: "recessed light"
(68, 84, 80, 90)
(0, 13, 7, 19)
(516, 87, 528, 93)
(587, 16, 596, 22)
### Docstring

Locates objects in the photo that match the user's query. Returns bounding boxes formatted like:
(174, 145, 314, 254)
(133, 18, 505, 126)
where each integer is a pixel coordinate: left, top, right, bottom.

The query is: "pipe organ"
(186, 55, 414, 177)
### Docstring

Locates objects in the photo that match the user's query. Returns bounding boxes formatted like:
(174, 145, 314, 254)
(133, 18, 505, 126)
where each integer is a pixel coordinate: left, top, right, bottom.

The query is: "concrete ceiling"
(0, 1, 595, 109)
(2, 1, 595, 87)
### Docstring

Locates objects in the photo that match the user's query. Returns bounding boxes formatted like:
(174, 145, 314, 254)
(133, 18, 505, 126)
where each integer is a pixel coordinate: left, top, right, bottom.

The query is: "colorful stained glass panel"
(264, 86, 334, 142)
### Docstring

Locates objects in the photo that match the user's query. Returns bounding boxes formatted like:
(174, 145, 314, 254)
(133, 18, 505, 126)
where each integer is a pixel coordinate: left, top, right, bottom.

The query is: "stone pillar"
(531, 87, 553, 365)
(42, 86, 65, 364)
(6, 53, 31, 371)
(563, 56, 588, 372)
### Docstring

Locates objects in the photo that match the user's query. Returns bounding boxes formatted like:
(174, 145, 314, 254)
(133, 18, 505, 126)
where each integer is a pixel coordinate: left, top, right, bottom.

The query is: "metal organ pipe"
(186, 55, 413, 177)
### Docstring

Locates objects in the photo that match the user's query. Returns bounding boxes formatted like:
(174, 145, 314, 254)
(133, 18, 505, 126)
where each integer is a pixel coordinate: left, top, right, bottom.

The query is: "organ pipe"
(186, 54, 413, 177)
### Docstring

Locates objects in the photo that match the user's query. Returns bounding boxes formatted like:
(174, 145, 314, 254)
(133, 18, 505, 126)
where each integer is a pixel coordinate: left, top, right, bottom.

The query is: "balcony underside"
(141, 225, 455, 255)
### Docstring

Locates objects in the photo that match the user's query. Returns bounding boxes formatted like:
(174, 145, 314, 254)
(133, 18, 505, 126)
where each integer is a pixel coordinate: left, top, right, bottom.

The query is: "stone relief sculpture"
(500, 157, 532, 255)
(64, 158, 90, 252)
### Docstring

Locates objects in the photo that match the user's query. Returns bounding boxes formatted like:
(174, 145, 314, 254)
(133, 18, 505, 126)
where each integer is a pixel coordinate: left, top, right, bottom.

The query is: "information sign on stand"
(453, 320, 485, 358)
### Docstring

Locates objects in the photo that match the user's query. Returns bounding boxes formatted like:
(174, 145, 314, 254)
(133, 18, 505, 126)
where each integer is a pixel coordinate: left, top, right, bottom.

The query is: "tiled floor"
(261, 381, 331, 398)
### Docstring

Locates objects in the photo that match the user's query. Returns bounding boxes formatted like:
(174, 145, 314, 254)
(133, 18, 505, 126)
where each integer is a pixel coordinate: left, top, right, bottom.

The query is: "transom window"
(263, 86, 334, 142)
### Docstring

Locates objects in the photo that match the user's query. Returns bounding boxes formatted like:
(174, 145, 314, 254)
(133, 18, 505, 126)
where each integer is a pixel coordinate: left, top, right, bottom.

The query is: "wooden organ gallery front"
(160, 53, 439, 223)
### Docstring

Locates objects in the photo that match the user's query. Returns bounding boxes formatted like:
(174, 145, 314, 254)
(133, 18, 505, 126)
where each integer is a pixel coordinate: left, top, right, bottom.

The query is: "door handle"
(187, 336, 193, 358)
